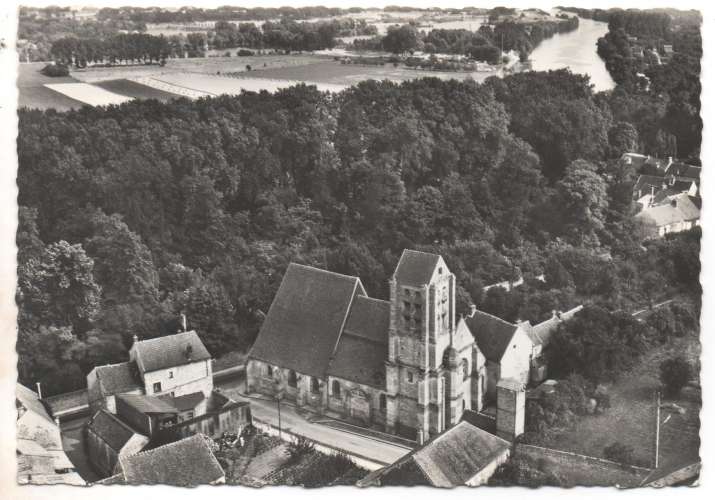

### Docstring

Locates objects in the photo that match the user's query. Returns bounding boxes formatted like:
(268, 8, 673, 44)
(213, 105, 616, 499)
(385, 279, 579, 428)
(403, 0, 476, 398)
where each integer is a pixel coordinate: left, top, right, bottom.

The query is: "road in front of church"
(216, 374, 413, 470)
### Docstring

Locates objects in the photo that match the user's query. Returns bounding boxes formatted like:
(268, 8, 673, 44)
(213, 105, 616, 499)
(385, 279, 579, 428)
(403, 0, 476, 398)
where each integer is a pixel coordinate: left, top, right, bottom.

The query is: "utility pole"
(654, 390, 661, 469)
(274, 373, 285, 440)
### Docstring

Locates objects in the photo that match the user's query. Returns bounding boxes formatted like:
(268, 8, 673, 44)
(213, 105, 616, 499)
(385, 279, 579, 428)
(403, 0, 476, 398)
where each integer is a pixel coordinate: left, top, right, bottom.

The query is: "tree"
(608, 121, 639, 157)
(17, 240, 101, 336)
(382, 24, 419, 54)
(555, 160, 609, 244)
(659, 357, 691, 397)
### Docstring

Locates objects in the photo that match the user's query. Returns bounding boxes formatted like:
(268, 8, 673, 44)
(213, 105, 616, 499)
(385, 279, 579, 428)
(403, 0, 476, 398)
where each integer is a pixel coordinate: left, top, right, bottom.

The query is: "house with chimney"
(87, 330, 213, 414)
(247, 249, 543, 442)
(622, 153, 701, 237)
(635, 192, 701, 238)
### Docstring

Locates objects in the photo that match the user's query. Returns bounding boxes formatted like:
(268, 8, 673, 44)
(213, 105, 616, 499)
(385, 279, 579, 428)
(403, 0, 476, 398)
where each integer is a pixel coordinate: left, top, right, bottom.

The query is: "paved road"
(216, 375, 412, 468)
(60, 415, 99, 483)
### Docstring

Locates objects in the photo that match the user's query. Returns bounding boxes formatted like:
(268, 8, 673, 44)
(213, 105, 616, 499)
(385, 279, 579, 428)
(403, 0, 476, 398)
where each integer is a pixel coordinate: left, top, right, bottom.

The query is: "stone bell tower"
(384, 250, 457, 442)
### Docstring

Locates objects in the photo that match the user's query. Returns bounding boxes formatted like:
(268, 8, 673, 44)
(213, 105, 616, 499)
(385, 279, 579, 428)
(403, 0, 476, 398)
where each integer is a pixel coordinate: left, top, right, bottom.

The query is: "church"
(246, 249, 534, 442)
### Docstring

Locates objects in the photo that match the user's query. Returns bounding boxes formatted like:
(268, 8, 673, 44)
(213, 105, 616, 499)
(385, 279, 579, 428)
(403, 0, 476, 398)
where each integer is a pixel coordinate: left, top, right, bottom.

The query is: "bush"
(41, 63, 69, 77)
(237, 49, 254, 56)
(245, 64, 252, 71)
(660, 356, 691, 396)
(604, 442, 634, 464)
(287, 435, 315, 463)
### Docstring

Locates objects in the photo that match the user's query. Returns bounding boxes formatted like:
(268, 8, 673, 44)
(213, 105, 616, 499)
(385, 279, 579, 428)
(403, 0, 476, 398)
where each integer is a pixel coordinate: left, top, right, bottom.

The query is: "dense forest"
(594, 8, 702, 160)
(17, 62, 701, 396)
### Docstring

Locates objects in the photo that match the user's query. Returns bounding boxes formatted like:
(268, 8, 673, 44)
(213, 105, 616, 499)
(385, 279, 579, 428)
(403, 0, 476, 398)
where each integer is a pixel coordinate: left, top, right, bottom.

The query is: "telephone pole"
(654, 390, 661, 469)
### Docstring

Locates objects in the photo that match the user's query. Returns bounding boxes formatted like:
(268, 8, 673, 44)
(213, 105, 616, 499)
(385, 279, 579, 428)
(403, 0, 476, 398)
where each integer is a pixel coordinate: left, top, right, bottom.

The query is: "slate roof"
(93, 361, 142, 396)
(164, 391, 205, 412)
(666, 161, 700, 181)
(249, 263, 365, 378)
(465, 310, 520, 362)
(633, 174, 666, 197)
(117, 394, 178, 414)
(118, 434, 225, 486)
(43, 388, 88, 416)
(328, 297, 390, 388)
(636, 193, 700, 227)
(526, 306, 584, 347)
(393, 249, 442, 286)
(87, 409, 144, 452)
(133, 331, 211, 373)
(370, 421, 511, 487)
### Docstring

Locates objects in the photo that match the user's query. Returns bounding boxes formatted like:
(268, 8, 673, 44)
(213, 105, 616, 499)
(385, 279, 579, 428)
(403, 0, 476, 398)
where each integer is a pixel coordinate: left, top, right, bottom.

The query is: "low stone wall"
(514, 443, 651, 487)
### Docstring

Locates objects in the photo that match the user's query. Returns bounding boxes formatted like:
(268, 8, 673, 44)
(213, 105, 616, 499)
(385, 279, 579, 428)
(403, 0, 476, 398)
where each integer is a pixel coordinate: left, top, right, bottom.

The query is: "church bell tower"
(384, 250, 457, 442)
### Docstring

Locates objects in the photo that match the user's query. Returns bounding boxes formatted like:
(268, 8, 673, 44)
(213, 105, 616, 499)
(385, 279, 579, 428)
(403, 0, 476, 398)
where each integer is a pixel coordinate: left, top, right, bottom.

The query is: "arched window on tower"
(310, 377, 320, 393)
(462, 359, 469, 381)
(267, 365, 273, 377)
(332, 380, 341, 398)
(379, 393, 387, 412)
(288, 370, 297, 388)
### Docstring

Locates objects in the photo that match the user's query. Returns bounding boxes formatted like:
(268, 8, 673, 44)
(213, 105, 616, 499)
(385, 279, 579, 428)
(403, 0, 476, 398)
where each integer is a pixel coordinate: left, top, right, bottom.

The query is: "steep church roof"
(465, 310, 520, 363)
(327, 296, 390, 388)
(393, 249, 442, 286)
(249, 263, 365, 378)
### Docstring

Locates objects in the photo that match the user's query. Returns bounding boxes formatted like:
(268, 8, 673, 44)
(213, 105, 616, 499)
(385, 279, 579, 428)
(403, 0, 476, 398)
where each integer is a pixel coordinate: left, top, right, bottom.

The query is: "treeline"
(355, 16, 579, 62)
(17, 13, 145, 62)
(17, 69, 700, 395)
(96, 6, 359, 24)
(210, 18, 364, 52)
(50, 33, 171, 67)
(595, 9, 702, 159)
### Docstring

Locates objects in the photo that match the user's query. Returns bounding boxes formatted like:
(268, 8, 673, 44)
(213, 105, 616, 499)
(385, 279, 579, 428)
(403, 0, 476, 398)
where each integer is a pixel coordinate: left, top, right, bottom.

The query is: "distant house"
(87, 331, 213, 413)
(111, 434, 226, 486)
(16, 384, 85, 485)
(85, 409, 150, 478)
(635, 193, 701, 238)
(358, 419, 511, 487)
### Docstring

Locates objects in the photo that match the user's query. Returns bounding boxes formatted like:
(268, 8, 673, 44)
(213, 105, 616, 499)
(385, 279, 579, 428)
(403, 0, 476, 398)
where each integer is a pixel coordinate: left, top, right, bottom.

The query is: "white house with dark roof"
(129, 330, 213, 398)
(247, 249, 532, 443)
(636, 192, 701, 238)
(87, 331, 213, 414)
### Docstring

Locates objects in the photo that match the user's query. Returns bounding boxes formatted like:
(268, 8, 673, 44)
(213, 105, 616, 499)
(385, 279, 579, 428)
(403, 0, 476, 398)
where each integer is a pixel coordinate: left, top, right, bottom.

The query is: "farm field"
(20, 55, 498, 110)
(543, 334, 701, 473)
(94, 79, 182, 102)
(144, 72, 348, 96)
(69, 54, 328, 83)
(44, 83, 133, 107)
(18, 63, 85, 111)
(233, 60, 497, 86)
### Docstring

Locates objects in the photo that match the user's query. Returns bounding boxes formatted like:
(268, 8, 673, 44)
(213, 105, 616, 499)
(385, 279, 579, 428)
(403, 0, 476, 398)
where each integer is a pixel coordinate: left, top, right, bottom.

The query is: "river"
(529, 17, 615, 92)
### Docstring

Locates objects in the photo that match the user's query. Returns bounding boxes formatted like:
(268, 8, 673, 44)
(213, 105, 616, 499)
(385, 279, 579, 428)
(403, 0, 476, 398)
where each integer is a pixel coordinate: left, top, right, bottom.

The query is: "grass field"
(241, 60, 496, 86)
(543, 335, 701, 472)
(94, 79, 182, 102)
(18, 63, 85, 111)
(44, 83, 133, 107)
